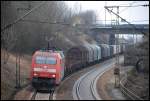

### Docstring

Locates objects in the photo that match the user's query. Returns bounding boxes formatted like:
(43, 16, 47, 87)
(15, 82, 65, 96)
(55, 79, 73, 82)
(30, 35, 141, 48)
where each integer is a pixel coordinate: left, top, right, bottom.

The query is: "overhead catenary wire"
(106, 4, 149, 8)
(20, 19, 70, 25)
(3, 1, 147, 33)
(106, 3, 149, 16)
(93, 18, 149, 22)
(104, 6, 147, 35)
(20, 19, 83, 33)
(1, 1, 46, 32)
(129, 20, 149, 22)
(117, 1, 138, 6)
(119, 1, 138, 14)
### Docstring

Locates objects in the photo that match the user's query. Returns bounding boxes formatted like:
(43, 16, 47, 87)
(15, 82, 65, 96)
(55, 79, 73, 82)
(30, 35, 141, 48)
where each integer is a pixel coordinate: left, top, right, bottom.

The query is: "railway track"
(30, 88, 55, 100)
(90, 65, 111, 100)
(74, 68, 98, 100)
(30, 57, 124, 100)
(120, 77, 144, 100)
(72, 58, 118, 100)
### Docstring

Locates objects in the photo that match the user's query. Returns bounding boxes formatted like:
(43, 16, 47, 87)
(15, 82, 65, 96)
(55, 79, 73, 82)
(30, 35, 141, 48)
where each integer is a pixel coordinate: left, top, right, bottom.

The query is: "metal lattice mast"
(116, 6, 120, 66)
(108, 6, 120, 88)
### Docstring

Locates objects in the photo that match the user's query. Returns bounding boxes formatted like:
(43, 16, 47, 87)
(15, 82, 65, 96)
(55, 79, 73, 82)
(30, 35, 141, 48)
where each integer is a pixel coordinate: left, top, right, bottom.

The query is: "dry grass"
(124, 33, 149, 100)
(125, 70, 149, 100)
(97, 67, 114, 100)
(1, 49, 31, 100)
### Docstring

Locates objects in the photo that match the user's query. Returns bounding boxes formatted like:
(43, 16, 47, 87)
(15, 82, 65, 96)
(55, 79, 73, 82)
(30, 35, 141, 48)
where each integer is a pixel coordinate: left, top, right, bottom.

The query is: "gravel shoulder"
(14, 85, 34, 100)
(97, 66, 128, 100)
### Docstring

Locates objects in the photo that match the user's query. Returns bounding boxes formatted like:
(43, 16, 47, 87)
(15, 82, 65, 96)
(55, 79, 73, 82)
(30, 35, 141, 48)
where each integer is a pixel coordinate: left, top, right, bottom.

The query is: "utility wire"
(120, 4, 149, 14)
(104, 6, 147, 35)
(130, 20, 149, 22)
(20, 19, 85, 35)
(20, 19, 148, 30)
(118, 1, 138, 6)
(20, 19, 70, 25)
(120, 1, 137, 14)
(106, 4, 149, 8)
(1, 1, 46, 32)
(95, 20, 149, 22)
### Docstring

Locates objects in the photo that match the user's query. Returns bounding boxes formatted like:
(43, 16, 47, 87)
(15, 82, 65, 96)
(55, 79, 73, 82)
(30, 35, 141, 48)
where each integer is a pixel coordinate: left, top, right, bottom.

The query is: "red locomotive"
(30, 50, 65, 89)
(30, 44, 122, 90)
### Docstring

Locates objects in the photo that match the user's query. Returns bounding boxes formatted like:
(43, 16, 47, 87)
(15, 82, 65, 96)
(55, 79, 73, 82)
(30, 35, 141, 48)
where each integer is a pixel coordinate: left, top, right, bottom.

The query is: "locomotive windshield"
(35, 56, 57, 65)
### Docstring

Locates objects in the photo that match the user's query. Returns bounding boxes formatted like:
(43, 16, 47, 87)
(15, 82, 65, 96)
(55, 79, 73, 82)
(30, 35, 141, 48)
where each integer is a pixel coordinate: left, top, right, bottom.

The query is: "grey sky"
(65, 1, 149, 24)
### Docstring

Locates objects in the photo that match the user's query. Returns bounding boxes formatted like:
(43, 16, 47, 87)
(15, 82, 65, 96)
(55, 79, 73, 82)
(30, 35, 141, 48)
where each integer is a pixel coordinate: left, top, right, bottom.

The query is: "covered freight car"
(65, 45, 88, 73)
(89, 44, 98, 63)
(83, 44, 93, 64)
(105, 44, 110, 57)
(93, 44, 101, 62)
(88, 44, 95, 64)
(99, 44, 108, 59)
(109, 45, 114, 57)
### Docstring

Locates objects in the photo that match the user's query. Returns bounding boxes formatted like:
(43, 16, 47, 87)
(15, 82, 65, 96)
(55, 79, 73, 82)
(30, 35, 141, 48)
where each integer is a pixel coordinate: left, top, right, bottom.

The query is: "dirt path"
(14, 85, 34, 100)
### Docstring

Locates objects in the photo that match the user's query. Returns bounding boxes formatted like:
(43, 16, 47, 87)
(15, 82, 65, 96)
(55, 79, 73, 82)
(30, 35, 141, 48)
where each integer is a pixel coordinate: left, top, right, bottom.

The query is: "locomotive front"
(30, 50, 64, 89)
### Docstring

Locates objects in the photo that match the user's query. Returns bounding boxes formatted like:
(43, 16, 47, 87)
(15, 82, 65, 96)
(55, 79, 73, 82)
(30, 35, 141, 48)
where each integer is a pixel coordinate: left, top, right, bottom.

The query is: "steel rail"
(90, 63, 115, 100)
(73, 59, 115, 100)
(120, 77, 144, 100)
(75, 68, 97, 100)
(30, 88, 55, 100)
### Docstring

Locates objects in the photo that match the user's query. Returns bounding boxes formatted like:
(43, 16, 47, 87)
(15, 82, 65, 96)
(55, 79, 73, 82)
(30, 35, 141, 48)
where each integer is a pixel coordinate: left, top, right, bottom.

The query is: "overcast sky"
(65, 1, 149, 24)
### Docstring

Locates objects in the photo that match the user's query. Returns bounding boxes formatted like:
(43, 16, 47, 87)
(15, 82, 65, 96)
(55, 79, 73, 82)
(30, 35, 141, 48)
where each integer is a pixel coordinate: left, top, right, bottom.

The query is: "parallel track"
(75, 68, 97, 100)
(120, 77, 144, 100)
(90, 66, 112, 100)
(73, 58, 116, 100)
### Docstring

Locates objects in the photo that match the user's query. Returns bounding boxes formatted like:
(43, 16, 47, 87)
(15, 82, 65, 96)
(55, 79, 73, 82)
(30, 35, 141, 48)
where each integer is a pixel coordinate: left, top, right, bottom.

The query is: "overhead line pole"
(105, 1, 107, 26)
(106, 6, 121, 88)
(104, 6, 146, 35)
(105, 4, 148, 88)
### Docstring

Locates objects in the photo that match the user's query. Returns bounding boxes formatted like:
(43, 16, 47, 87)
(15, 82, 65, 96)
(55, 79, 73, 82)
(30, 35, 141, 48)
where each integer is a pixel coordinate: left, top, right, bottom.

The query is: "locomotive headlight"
(33, 73, 38, 76)
(52, 74, 56, 78)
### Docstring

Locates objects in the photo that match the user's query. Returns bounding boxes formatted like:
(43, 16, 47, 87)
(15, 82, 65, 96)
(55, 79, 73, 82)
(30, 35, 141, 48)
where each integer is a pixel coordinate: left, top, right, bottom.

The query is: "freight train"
(30, 44, 123, 89)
